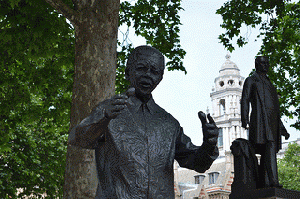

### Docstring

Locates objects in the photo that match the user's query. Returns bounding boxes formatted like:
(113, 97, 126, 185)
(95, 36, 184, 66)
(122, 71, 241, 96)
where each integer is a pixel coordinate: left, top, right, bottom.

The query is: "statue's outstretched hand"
(198, 111, 219, 145)
(104, 88, 135, 119)
(285, 133, 290, 140)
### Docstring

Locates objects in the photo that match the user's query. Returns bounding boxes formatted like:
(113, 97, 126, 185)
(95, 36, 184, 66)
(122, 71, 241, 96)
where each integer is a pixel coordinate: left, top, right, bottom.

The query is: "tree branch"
(44, 0, 79, 26)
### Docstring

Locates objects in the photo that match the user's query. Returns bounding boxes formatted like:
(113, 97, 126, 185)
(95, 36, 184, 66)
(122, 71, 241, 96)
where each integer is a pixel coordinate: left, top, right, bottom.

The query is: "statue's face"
(128, 54, 164, 96)
(256, 57, 269, 73)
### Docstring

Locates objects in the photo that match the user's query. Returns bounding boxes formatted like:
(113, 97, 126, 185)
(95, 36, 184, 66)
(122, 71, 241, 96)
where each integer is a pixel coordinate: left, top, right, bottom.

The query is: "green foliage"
(116, 44, 133, 94)
(278, 142, 300, 191)
(1, 0, 185, 197)
(217, 0, 300, 129)
(0, 0, 73, 197)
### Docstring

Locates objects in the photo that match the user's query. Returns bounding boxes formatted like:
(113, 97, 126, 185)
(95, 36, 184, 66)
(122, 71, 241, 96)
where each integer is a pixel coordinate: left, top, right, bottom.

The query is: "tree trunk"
(44, 0, 120, 198)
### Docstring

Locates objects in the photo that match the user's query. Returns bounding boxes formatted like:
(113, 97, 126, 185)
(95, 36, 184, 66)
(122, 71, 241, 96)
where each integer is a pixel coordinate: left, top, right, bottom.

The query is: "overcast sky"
(119, 0, 299, 145)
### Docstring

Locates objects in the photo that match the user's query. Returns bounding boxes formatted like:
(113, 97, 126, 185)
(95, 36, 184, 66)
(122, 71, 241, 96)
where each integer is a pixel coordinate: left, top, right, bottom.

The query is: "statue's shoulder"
(250, 72, 260, 81)
(153, 102, 180, 126)
(245, 73, 259, 84)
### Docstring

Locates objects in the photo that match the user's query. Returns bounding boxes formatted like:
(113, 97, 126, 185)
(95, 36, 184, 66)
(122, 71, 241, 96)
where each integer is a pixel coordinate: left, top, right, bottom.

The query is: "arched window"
(228, 79, 234, 85)
(218, 128, 223, 147)
(219, 81, 224, 87)
(219, 99, 225, 115)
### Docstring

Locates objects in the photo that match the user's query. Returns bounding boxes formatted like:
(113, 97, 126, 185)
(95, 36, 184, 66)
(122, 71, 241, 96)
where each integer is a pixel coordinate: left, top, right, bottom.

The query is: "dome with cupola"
(219, 53, 240, 76)
(214, 54, 244, 92)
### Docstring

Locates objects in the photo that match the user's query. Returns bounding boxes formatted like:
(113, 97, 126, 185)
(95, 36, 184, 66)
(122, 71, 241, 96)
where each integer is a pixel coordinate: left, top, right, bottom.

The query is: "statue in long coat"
(241, 56, 290, 188)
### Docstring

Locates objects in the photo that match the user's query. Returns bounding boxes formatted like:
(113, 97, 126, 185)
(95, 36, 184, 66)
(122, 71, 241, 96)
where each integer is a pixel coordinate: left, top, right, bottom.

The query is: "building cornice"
(210, 88, 242, 97)
(215, 118, 241, 125)
(229, 118, 241, 122)
(219, 68, 240, 72)
(215, 120, 230, 125)
(214, 75, 245, 83)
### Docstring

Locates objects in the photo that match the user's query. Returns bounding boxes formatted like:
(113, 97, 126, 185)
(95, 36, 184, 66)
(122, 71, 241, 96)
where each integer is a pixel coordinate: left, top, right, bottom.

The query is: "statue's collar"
(253, 72, 270, 81)
(129, 94, 156, 114)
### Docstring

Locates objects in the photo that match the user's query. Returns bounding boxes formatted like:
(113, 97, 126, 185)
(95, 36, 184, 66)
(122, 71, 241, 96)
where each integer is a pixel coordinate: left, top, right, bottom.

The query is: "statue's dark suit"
(241, 71, 288, 187)
(68, 46, 219, 199)
(69, 95, 218, 199)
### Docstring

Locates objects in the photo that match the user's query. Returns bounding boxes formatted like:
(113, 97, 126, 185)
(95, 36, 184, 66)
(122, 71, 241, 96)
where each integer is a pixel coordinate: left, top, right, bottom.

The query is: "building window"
(228, 79, 234, 85)
(219, 99, 225, 115)
(209, 172, 219, 185)
(218, 128, 223, 147)
(195, 175, 205, 184)
(219, 81, 224, 87)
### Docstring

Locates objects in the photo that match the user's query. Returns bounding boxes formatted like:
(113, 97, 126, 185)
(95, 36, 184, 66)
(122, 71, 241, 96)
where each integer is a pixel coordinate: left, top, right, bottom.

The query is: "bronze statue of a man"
(241, 56, 290, 188)
(69, 46, 219, 198)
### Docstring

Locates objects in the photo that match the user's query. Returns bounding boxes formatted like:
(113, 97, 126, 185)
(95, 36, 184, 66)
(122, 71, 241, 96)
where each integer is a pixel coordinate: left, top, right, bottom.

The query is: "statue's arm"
(68, 101, 110, 149)
(68, 92, 130, 149)
(241, 77, 252, 129)
(175, 127, 219, 173)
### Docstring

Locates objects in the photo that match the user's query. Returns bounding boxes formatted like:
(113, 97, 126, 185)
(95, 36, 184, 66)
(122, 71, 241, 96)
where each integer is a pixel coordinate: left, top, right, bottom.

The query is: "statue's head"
(255, 56, 269, 74)
(125, 46, 165, 96)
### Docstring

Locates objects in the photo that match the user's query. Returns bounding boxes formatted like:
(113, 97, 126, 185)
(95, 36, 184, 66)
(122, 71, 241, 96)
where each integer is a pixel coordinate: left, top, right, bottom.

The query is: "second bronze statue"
(240, 56, 290, 189)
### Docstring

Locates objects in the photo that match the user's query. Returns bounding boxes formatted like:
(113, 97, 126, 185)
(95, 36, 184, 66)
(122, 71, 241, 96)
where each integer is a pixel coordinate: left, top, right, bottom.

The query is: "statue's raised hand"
(105, 88, 135, 119)
(285, 132, 290, 140)
(198, 111, 219, 145)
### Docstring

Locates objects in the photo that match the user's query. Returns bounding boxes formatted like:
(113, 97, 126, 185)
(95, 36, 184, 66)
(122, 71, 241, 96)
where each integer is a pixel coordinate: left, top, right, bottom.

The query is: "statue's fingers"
(112, 99, 127, 105)
(206, 123, 218, 130)
(208, 137, 218, 145)
(206, 129, 219, 137)
(126, 87, 135, 97)
(207, 114, 216, 125)
(198, 111, 207, 125)
(112, 105, 126, 112)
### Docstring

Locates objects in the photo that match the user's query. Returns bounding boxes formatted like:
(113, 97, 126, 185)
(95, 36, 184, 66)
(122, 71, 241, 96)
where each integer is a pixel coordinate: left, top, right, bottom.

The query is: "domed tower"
(173, 54, 250, 199)
(210, 54, 248, 156)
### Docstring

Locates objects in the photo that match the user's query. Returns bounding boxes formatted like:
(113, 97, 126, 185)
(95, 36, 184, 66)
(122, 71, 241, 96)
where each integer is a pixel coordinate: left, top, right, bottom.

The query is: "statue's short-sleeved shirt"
(70, 95, 218, 199)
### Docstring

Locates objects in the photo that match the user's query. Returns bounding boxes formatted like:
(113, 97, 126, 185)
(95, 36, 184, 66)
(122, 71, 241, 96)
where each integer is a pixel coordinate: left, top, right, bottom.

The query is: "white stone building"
(174, 54, 247, 199)
(210, 53, 247, 155)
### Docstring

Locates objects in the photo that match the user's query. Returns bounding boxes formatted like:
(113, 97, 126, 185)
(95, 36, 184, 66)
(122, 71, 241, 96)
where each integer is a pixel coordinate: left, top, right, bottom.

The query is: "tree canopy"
(117, 0, 186, 93)
(216, 0, 300, 129)
(0, 0, 185, 198)
(0, 1, 73, 197)
(278, 142, 300, 191)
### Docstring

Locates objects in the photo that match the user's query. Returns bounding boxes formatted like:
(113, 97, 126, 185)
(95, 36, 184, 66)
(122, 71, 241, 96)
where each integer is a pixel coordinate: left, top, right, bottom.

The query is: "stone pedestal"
(230, 187, 300, 199)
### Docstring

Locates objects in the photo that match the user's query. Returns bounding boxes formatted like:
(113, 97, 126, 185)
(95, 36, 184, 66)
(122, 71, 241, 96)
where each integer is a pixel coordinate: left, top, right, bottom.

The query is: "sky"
(119, 0, 299, 146)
